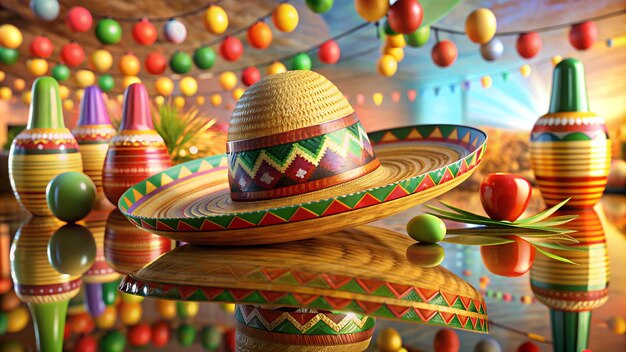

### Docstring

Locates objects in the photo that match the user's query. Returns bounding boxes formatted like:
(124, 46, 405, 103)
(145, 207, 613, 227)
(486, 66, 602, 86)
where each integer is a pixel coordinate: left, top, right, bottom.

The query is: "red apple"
(480, 173, 532, 221)
(481, 236, 535, 277)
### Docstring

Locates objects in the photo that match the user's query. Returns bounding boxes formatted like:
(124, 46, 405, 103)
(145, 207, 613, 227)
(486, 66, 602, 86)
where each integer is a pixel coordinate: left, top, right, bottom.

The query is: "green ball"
(306, 0, 333, 13)
(200, 325, 222, 350)
(98, 74, 115, 92)
(0, 47, 19, 65)
(193, 46, 216, 70)
(404, 26, 430, 48)
(96, 18, 123, 45)
(177, 323, 196, 347)
(170, 51, 192, 74)
(102, 281, 118, 306)
(47, 224, 96, 276)
(99, 331, 126, 352)
(291, 53, 312, 70)
(406, 214, 446, 244)
(383, 20, 397, 36)
(405, 243, 445, 267)
(0, 312, 7, 335)
(46, 171, 96, 222)
(51, 64, 70, 82)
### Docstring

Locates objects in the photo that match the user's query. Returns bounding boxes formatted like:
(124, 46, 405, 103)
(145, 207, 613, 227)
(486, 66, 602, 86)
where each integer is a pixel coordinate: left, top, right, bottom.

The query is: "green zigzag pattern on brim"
(118, 125, 487, 232)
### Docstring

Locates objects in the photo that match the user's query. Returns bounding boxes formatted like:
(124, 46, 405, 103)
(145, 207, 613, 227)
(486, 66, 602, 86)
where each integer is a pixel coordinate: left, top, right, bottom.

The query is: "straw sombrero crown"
(119, 71, 487, 245)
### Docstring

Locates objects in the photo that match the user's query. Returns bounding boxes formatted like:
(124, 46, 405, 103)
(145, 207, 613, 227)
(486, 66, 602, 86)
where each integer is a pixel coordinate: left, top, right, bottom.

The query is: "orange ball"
(155, 299, 177, 320)
(247, 22, 272, 49)
(118, 301, 143, 326)
(1, 290, 21, 312)
(119, 52, 141, 76)
(68, 312, 95, 334)
(94, 306, 117, 329)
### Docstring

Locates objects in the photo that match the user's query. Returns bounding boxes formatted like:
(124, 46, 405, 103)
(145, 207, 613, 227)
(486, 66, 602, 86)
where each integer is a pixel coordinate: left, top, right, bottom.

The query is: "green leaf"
(425, 212, 518, 228)
(442, 236, 515, 246)
(515, 198, 571, 224)
(437, 201, 494, 221)
(532, 245, 578, 265)
(529, 215, 579, 227)
(521, 234, 579, 243)
(529, 241, 587, 252)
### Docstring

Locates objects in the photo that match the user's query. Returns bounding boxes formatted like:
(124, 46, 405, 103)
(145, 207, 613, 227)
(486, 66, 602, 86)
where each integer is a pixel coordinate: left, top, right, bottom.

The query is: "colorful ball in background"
(164, 19, 187, 44)
(123, 76, 141, 88)
(387, 0, 423, 34)
(51, 64, 71, 81)
(196, 96, 205, 106)
(433, 328, 460, 352)
(0, 24, 23, 49)
(12, 78, 25, 91)
(247, 21, 273, 49)
(26, 58, 48, 76)
(59, 85, 70, 99)
(382, 46, 404, 62)
(99, 331, 126, 352)
(30, 0, 60, 21)
(0, 87, 12, 101)
(200, 326, 222, 351)
(75, 335, 97, 352)
(118, 52, 141, 76)
(474, 337, 502, 352)
(219, 71, 237, 90)
(47, 225, 96, 275)
(266, 61, 286, 75)
(127, 323, 152, 347)
(179, 76, 197, 97)
(241, 66, 261, 87)
(96, 18, 123, 45)
(98, 74, 115, 92)
(516, 32, 541, 59)
(173, 96, 185, 108)
(61, 42, 85, 67)
(386, 34, 406, 48)
(273, 3, 299, 32)
(151, 321, 171, 347)
(377, 54, 398, 77)
(90, 49, 113, 72)
(176, 324, 196, 347)
(210, 94, 222, 107)
(145, 51, 167, 74)
(306, 0, 334, 14)
(405, 25, 430, 47)
(203, 5, 228, 35)
(29, 35, 53, 58)
(75, 69, 96, 88)
(220, 36, 243, 62)
(432, 40, 458, 67)
(516, 341, 540, 352)
(169, 51, 192, 74)
(465, 8, 497, 44)
(481, 75, 493, 88)
(377, 327, 402, 351)
(0, 47, 19, 64)
(318, 40, 340, 64)
(291, 52, 312, 70)
(132, 18, 157, 45)
(155, 77, 174, 96)
(520, 64, 531, 77)
(480, 37, 503, 61)
(383, 19, 397, 36)
(154, 95, 165, 106)
(66, 6, 92, 32)
(232, 87, 245, 101)
(355, 0, 388, 22)
(569, 21, 597, 50)
(193, 46, 216, 69)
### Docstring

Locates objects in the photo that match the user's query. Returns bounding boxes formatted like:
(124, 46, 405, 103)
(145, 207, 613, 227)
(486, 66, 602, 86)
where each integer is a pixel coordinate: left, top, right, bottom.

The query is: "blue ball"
(30, 0, 60, 21)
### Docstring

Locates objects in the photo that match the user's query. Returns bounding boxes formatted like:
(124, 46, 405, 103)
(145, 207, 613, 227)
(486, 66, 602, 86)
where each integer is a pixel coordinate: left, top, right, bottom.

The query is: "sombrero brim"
(119, 225, 488, 333)
(118, 124, 487, 245)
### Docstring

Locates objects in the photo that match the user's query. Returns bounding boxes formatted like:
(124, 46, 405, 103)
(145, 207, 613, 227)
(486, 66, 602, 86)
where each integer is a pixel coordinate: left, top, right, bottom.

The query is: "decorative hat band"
(227, 113, 380, 201)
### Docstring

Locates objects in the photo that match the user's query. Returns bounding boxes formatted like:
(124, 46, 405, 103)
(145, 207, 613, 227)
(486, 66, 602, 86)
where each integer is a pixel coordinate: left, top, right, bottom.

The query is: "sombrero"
(120, 226, 488, 350)
(118, 71, 487, 245)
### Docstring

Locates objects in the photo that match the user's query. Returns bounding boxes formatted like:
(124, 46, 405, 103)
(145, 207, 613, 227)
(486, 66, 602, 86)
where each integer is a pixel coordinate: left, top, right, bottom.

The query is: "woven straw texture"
(228, 71, 354, 142)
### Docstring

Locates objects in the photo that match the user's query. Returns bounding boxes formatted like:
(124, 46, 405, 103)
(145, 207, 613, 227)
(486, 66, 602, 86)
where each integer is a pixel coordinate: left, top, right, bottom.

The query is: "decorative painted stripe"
(236, 323, 373, 345)
(530, 131, 609, 142)
(534, 116, 606, 127)
(11, 147, 80, 155)
(228, 112, 359, 152)
(15, 278, 82, 296)
(531, 285, 608, 300)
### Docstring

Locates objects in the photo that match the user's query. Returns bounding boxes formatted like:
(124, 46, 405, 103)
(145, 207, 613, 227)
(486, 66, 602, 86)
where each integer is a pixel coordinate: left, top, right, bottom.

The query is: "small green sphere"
(0, 47, 19, 65)
(177, 323, 197, 347)
(98, 74, 115, 92)
(405, 26, 430, 48)
(0, 312, 8, 335)
(406, 214, 446, 243)
(201, 325, 222, 350)
(193, 46, 216, 70)
(291, 53, 312, 70)
(47, 224, 96, 276)
(102, 281, 118, 306)
(170, 52, 192, 74)
(96, 18, 123, 45)
(306, 0, 333, 14)
(99, 330, 126, 352)
(46, 171, 96, 223)
(51, 64, 70, 82)
(383, 20, 397, 36)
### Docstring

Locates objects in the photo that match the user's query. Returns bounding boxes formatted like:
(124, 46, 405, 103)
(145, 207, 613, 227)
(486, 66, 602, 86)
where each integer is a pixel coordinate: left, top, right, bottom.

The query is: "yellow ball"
(121, 292, 144, 303)
(155, 77, 174, 96)
(59, 85, 70, 100)
(118, 53, 141, 76)
(26, 58, 49, 76)
(377, 327, 402, 352)
(21, 91, 31, 105)
(266, 61, 287, 76)
(377, 54, 398, 77)
(386, 34, 406, 48)
(232, 87, 245, 101)
(179, 76, 198, 97)
(6, 306, 29, 333)
(91, 49, 113, 73)
(272, 3, 299, 33)
(177, 301, 199, 318)
(0, 24, 23, 49)
(204, 5, 228, 35)
(210, 94, 222, 107)
(154, 95, 165, 106)
(95, 306, 117, 329)
(465, 8, 497, 44)
(75, 70, 96, 88)
(0, 70, 5, 81)
(63, 99, 74, 111)
(219, 71, 237, 91)
(12, 78, 25, 91)
(372, 92, 383, 106)
(355, 0, 389, 22)
(0, 87, 12, 101)
(481, 75, 492, 88)
(221, 303, 236, 314)
(116, 94, 124, 104)
(174, 96, 185, 109)
(123, 76, 141, 89)
(607, 316, 626, 335)
(196, 95, 205, 106)
(551, 55, 563, 66)
(520, 64, 531, 77)
(382, 46, 404, 62)
(155, 299, 177, 320)
(118, 301, 142, 326)
(75, 89, 84, 101)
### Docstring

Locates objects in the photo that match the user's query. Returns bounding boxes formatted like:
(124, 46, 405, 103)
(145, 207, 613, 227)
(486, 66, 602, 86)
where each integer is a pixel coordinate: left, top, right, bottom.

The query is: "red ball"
(225, 328, 236, 352)
(517, 341, 540, 352)
(569, 21, 597, 50)
(145, 51, 167, 75)
(431, 40, 458, 67)
(241, 66, 261, 87)
(61, 42, 85, 68)
(318, 40, 341, 64)
(66, 7, 93, 33)
(132, 18, 158, 46)
(433, 328, 460, 352)
(68, 313, 95, 334)
(220, 36, 244, 62)
(151, 321, 172, 347)
(64, 324, 71, 340)
(516, 32, 542, 59)
(127, 323, 152, 347)
(29, 35, 54, 58)
(74, 335, 97, 352)
(388, 0, 423, 34)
